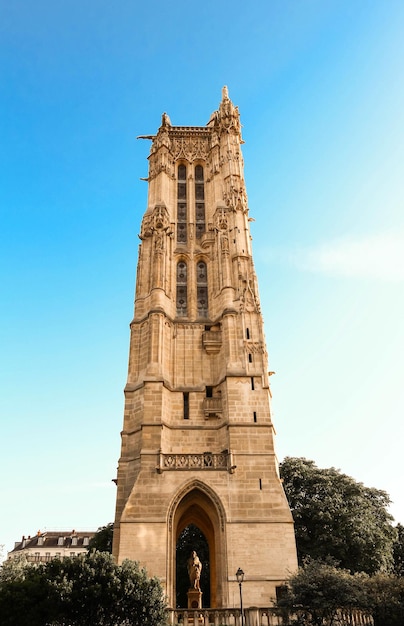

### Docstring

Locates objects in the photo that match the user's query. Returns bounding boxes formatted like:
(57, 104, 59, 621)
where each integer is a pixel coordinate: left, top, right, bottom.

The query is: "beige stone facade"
(113, 87, 298, 609)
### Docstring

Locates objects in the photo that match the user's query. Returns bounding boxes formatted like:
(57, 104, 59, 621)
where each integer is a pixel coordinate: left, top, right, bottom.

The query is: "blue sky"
(1, 0, 404, 557)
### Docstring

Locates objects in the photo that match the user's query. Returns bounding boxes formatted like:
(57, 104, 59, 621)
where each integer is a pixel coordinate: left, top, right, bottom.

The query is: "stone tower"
(113, 87, 297, 609)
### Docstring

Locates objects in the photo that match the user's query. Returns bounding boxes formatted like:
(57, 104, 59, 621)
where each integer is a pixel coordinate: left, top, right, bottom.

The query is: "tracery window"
(176, 261, 187, 316)
(195, 165, 205, 238)
(177, 164, 187, 243)
(196, 260, 208, 317)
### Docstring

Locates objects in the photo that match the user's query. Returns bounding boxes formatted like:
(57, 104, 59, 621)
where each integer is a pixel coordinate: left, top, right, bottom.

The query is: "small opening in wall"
(183, 392, 189, 419)
(276, 585, 288, 603)
(253, 412, 257, 423)
(246, 328, 250, 339)
(205, 325, 211, 331)
(248, 353, 253, 363)
(206, 386, 213, 398)
(251, 377, 255, 390)
(259, 478, 262, 490)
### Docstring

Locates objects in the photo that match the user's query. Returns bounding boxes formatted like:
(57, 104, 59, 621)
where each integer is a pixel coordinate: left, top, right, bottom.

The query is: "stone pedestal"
(187, 589, 202, 609)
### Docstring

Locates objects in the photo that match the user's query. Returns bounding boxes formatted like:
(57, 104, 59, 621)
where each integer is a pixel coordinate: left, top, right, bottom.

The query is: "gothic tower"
(113, 87, 297, 609)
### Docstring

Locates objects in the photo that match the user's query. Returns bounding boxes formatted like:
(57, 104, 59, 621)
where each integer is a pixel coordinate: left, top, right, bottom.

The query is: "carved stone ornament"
(171, 135, 209, 162)
(240, 285, 261, 314)
(214, 207, 230, 231)
(209, 86, 242, 137)
(140, 205, 172, 239)
(157, 451, 234, 474)
(223, 183, 247, 213)
(148, 151, 175, 180)
(244, 341, 265, 354)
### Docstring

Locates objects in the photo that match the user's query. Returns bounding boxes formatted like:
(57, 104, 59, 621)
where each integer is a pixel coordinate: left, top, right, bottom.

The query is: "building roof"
(9, 530, 95, 553)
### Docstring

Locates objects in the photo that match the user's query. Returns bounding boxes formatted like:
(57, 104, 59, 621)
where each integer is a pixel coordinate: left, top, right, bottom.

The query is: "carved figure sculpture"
(187, 550, 202, 591)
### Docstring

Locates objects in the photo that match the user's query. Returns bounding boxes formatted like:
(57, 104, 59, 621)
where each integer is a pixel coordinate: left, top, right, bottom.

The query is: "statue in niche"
(154, 233, 164, 252)
(187, 550, 202, 591)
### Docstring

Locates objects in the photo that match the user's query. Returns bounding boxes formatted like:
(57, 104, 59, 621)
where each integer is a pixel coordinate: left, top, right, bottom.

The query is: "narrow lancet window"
(196, 261, 208, 317)
(177, 164, 187, 243)
(183, 392, 189, 419)
(176, 261, 187, 316)
(195, 165, 205, 238)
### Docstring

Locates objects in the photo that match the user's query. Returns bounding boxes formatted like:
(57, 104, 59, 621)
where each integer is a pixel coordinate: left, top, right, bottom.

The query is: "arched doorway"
(176, 523, 210, 607)
(168, 481, 227, 609)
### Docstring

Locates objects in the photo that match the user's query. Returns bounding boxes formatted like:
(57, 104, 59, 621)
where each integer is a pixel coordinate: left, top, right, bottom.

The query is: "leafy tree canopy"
(367, 573, 404, 626)
(278, 559, 404, 626)
(276, 558, 370, 626)
(87, 522, 114, 553)
(0, 552, 168, 626)
(392, 523, 404, 577)
(280, 457, 396, 574)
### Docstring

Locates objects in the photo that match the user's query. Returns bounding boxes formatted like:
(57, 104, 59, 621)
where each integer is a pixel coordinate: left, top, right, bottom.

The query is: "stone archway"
(167, 480, 227, 609)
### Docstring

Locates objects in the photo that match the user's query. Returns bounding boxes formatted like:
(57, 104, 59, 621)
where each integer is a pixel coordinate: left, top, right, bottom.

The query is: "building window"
(58, 537, 64, 546)
(196, 261, 208, 317)
(71, 537, 77, 546)
(251, 377, 255, 390)
(248, 353, 253, 363)
(253, 411, 257, 423)
(83, 537, 89, 546)
(176, 261, 187, 316)
(183, 392, 189, 419)
(195, 165, 205, 238)
(246, 328, 250, 339)
(177, 164, 187, 243)
(45, 552, 51, 562)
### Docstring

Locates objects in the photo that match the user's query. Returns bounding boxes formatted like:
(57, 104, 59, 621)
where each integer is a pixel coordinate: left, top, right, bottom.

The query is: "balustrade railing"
(169, 607, 374, 626)
(169, 607, 282, 626)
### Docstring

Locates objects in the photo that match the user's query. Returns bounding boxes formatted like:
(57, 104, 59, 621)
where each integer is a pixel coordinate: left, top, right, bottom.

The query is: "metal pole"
(238, 580, 244, 626)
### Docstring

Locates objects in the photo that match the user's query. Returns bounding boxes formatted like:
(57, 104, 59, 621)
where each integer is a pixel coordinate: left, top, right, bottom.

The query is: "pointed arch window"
(176, 261, 187, 316)
(195, 165, 205, 238)
(196, 261, 208, 317)
(177, 164, 187, 243)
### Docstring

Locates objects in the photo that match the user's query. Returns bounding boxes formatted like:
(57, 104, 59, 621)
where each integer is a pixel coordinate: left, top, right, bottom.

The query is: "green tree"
(366, 574, 404, 626)
(0, 552, 168, 626)
(0, 554, 31, 583)
(87, 522, 114, 553)
(280, 457, 396, 574)
(392, 523, 404, 577)
(0, 558, 59, 626)
(276, 558, 370, 626)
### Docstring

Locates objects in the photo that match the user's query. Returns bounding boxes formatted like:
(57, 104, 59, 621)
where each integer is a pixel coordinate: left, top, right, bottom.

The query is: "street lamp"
(236, 568, 244, 626)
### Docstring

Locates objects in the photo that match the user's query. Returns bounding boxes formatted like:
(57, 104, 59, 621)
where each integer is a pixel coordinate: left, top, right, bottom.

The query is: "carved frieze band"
(171, 136, 209, 161)
(157, 451, 235, 474)
(244, 341, 265, 354)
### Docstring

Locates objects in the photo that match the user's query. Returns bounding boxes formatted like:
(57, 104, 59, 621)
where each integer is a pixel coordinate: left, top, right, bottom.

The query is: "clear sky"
(1, 0, 404, 558)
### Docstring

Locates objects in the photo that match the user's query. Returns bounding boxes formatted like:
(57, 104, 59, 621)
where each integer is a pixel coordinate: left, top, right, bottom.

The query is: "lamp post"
(236, 568, 244, 626)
